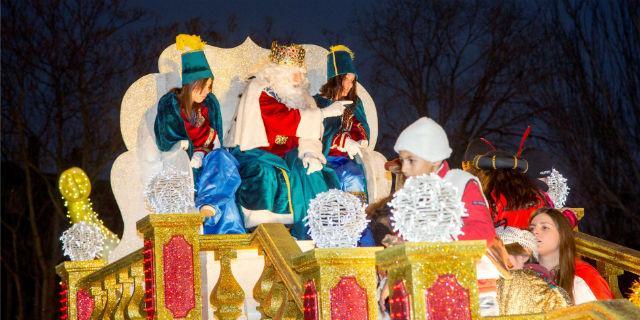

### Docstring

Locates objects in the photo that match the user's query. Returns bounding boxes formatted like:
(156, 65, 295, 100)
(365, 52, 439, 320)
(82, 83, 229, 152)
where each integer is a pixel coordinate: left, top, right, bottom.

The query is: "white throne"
(108, 38, 391, 318)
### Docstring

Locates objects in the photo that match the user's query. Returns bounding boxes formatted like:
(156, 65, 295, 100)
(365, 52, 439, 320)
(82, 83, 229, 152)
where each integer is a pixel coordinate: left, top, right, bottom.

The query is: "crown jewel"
(269, 41, 305, 68)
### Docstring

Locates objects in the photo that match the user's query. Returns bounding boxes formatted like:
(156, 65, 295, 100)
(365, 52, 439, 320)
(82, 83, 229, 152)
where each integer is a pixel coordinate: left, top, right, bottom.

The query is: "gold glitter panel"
(292, 247, 382, 320)
(574, 231, 640, 299)
(55, 260, 107, 320)
(137, 213, 204, 319)
(546, 299, 640, 319)
(376, 241, 486, 320)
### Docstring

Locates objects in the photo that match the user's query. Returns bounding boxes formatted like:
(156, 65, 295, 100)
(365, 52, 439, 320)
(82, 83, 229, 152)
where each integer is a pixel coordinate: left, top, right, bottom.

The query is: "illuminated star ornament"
(144, 166, 197, 214)
(305, 189, 368, 248)
(547, 168, 570, 208)
(389, 173, 468, 242)
(60, 222, 105, 261)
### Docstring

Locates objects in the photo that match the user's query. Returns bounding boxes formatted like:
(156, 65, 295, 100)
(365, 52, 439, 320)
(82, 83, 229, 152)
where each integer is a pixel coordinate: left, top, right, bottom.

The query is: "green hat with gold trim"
(327, 45, 357, 80)
(176, 34, 214, 86)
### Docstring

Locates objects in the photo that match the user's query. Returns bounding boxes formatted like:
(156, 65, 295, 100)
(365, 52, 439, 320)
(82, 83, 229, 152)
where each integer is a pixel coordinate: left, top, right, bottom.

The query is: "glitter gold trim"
(136, 214, 203, 319)
(275, 135, 289, 145)
(545, 299, 640, 319)
(376, 241, 485, 320)
(278, 168, 294, 215)
(269, 41, 305, 68)
(574, 231, 640, 299)
(55, 260, 107, 320)
(211, 250, 245, 319)
(251, 224, 304, 310)
(292, 247, 382, 320)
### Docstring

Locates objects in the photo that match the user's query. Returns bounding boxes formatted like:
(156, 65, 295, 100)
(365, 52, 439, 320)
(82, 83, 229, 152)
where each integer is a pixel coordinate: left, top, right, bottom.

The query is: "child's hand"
(190, 151, 205, 168)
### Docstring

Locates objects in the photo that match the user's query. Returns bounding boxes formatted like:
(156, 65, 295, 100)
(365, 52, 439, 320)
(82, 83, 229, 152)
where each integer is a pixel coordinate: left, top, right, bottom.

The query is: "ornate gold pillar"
(136, 214, 203, 319)
(376, 241, 485, 320)
(292, 247, 381, 320)
(56, 260, 106, 320)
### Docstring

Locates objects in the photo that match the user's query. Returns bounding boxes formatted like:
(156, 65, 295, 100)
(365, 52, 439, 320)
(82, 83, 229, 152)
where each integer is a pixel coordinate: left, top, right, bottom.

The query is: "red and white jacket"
(437, 161, 496, 244)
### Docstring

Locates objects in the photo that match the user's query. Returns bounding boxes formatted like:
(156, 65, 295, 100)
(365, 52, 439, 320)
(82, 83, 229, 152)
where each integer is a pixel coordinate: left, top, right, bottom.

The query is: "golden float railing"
(56, 212, 640, 319)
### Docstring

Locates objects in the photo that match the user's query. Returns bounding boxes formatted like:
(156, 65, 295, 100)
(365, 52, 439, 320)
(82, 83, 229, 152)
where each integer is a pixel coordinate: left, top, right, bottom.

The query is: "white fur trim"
(242, 207, 293, 228)
(296, 105, 323, 140)
(297, 138, 324, 161)
(224, 78, 270, 150)
(444, 169, 489, 205)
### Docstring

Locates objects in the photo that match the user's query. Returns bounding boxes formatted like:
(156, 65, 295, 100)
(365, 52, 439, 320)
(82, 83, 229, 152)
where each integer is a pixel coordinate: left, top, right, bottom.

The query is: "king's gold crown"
(269, 41, 305, 68)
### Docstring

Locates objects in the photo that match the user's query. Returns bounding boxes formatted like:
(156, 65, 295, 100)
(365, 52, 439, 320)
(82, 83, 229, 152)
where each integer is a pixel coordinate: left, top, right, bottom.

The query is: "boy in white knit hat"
(378, 117, 504, 317)
(394, 117, 496, 243)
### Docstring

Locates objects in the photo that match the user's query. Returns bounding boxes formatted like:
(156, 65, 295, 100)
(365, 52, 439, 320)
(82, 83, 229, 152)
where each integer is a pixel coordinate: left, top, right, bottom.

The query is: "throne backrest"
(109, 38, 380, 262)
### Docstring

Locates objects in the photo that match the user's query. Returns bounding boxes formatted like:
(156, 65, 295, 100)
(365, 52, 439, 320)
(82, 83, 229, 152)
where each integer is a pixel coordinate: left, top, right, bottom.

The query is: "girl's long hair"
(319, 73, 357, 101)
(530, 207, 576, 302)
(171, 78, 212, 118)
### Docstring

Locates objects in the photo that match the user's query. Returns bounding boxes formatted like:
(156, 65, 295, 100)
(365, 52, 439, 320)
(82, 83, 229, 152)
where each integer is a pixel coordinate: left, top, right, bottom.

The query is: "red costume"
(438, 161, 497, 244)
(258, 91, 301, 157)
(180, 103, 218, 154)
(575, 259, 614, 300)
(327, 113, 368, 157)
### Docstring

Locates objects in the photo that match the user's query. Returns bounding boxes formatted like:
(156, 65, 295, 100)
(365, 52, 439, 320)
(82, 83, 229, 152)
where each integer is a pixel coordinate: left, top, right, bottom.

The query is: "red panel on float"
(389, 280, 411, 320)
(426, 274, 471, 320)
(303, 280, 318, 320)
(76, 289, 94, 320)
(330, 276, 368, 320)
(163, 235, 196, 318)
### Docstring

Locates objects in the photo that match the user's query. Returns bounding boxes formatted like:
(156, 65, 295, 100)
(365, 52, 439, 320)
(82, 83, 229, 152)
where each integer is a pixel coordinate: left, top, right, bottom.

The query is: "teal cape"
(154, 92, 244, 234)
(231, 147, 340, 239)
(313, 95, 370, 197)
(154, 92, 224, 170)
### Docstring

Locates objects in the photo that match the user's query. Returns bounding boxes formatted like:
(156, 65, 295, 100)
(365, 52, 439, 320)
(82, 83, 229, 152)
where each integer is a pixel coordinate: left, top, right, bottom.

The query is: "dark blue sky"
(132, 0, 365, 46)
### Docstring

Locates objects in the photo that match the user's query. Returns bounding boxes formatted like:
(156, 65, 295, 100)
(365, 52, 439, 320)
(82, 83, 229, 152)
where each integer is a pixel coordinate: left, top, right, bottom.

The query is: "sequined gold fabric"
(497, 269, 572, 315)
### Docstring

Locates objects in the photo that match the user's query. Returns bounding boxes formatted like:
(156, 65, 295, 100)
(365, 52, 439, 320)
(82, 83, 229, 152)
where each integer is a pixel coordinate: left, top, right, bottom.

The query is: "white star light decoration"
(60, 222, 105, 261)
(389, 173, 468, 242)
(305, 189, 368, 248)
(547, 168, 570, 208)
(144, 166, 196, 213)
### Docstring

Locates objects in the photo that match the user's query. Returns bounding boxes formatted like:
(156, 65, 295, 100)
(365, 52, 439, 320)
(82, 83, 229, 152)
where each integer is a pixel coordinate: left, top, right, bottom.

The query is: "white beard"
(256, 63, 313, 110)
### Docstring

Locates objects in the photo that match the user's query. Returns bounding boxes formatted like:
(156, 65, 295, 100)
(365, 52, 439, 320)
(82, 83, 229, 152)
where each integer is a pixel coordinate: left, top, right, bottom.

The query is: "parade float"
(55, 38, 640, 320)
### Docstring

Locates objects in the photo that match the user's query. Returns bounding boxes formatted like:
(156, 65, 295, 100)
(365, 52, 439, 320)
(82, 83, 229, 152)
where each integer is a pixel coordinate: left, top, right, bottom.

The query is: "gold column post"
(292, 247, 381, 320)
(136, 214, 203, 319)
(56, 260, 107, 320)
(376, 241, 485, 320)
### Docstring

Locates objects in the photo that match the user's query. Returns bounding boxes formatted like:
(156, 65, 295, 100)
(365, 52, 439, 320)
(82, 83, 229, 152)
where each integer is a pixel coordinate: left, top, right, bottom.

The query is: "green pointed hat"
(327, 45, 358, 80)
(176, 34, 214, 86)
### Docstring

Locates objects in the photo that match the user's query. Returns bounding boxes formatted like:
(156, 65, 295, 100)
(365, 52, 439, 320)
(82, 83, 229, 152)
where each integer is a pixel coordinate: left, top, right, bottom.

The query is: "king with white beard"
(225, 41, 349, 239)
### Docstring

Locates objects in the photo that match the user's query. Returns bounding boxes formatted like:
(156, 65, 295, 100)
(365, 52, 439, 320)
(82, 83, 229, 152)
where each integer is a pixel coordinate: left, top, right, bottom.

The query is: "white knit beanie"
(394, 117, 452, 162)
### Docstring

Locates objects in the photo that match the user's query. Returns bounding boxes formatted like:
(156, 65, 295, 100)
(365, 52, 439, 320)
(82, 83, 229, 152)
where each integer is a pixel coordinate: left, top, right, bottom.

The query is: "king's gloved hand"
(302, 156, 323, 175)
(321, 100, 352, 119)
